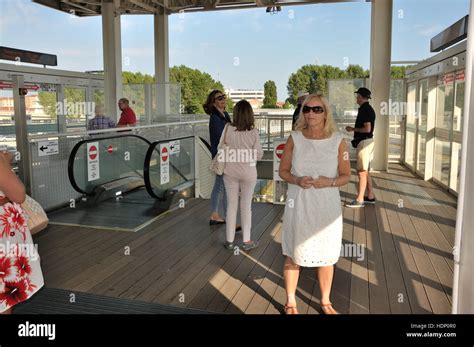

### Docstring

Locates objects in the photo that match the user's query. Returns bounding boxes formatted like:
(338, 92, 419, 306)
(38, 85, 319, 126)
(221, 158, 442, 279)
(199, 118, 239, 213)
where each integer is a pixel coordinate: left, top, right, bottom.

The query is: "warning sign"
(273, 139, 286, 182)
(160, 143, 170, 185)
(87, 142, 100, 181)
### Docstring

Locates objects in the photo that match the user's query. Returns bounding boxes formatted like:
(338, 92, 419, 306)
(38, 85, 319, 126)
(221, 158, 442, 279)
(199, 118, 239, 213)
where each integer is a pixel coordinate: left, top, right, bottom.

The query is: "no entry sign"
(87, 142, 100, 181)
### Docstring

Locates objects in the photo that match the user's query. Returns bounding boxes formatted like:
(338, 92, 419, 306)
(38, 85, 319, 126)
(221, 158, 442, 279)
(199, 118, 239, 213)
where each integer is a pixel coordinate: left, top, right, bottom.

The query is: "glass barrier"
(144, 136, 195, 199)
(69, 134, 151, 195)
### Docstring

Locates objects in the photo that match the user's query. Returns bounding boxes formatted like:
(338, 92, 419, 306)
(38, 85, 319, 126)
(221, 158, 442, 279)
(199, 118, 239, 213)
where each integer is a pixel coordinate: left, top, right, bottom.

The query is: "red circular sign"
(161, 147, 168, 162)
(107, 145, 113, 154)
(276, 143, 285, 159)
(89, 145, 97, 160)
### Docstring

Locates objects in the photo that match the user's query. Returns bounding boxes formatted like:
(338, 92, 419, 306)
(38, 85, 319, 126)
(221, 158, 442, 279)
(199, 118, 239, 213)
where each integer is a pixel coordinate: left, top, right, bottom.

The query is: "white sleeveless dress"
(0, 190, 44, 312)
(281, 131, 344, 267)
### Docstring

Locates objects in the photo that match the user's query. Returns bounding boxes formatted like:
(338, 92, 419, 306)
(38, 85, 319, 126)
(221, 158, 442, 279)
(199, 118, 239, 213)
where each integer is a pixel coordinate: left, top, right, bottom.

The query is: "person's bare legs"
(356, 170, 368, 202)
(283, 256, 300, 314)
(318, 265, 337, 314)
(366, 172, 375, 199)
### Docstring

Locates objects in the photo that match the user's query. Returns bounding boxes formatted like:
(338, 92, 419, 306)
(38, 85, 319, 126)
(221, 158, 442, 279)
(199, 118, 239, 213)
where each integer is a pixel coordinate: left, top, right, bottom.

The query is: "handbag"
(21, 195, 49, 235)
(209, 124, 230, 176)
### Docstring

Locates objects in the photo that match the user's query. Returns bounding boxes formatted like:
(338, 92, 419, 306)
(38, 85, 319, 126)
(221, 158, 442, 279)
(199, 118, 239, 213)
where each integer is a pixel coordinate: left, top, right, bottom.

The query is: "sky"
(0, 0, 470, 100)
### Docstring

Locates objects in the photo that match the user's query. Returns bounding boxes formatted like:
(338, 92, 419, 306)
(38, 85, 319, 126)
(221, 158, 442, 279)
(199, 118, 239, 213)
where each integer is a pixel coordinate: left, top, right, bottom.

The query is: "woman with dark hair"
(204, 90, 231, 225)
(221, 100, 263, 251)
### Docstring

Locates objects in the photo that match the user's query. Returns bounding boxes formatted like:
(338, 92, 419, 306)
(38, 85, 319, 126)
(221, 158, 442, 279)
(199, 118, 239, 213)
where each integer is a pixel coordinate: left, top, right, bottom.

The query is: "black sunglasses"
(215, 95, 226, 101)
(302, 105, 325, 114)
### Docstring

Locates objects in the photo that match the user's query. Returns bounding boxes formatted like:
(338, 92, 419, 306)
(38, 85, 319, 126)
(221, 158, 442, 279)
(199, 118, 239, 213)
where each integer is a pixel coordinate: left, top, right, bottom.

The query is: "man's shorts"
(356, 138, 374, 171)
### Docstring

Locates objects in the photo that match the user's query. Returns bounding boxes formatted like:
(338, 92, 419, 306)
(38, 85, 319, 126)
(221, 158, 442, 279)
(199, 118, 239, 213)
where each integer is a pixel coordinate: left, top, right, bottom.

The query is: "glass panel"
(450, 142, 462, 192)
(405, 130, 416, 167)
(433, 138, 450, 186)
(64, 86, 87, 132)
(147, 137, 195, 198)
(71, 135, 150, 194)
(31, 83, 58, 134)
(123, 84, 145, 126)
(416, 79, 428, 174)
(0, 83, 16, 152)
(152, 83, 182, 123)
(405, 83, 417, 167)
(453, 70, 464, 132)
(436, 73, 454, 130)
(389, 79, 405, 162)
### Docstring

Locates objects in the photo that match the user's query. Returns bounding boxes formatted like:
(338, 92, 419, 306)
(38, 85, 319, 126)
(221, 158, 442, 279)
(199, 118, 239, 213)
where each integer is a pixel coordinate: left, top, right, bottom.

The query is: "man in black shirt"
(292, 91, 308, 129)
(345, 87, 376, 208)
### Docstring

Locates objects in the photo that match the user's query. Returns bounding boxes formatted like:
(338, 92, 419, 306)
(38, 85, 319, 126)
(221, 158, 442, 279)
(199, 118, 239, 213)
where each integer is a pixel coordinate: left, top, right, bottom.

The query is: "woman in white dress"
(0, 150, 44, 314)
(279, 94, 350, 314)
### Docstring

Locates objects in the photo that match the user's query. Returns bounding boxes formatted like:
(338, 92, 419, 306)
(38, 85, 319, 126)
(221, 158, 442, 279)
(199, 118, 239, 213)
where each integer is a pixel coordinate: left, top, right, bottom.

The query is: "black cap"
(355, 87, 371, 99)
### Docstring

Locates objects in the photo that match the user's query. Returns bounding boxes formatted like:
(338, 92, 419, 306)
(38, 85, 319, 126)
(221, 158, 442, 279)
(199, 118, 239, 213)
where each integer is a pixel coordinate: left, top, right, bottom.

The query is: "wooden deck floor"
(34, 163, 456, 314)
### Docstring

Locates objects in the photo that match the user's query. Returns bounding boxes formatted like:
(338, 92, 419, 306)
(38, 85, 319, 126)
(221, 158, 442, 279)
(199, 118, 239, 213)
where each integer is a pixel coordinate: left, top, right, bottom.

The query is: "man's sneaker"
(224, 241, 234, 250)
(242, 240, 259, 251)
(364, 196, 376, 204)
(346, 200, 365, 208)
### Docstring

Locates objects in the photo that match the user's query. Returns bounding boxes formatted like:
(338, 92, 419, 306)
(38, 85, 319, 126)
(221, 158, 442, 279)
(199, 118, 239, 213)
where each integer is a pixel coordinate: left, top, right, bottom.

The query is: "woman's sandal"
(320, 302, 338, 315)
(284, 304, 298, 314)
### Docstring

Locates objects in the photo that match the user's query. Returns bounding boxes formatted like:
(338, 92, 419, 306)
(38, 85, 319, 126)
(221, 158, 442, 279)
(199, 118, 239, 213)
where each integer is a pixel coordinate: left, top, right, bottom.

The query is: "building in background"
(225, 88, 264, 108)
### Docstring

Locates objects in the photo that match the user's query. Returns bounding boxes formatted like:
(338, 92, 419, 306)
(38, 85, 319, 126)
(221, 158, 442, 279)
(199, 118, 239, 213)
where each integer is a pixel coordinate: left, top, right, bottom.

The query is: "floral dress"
(0, 191, 44, 312)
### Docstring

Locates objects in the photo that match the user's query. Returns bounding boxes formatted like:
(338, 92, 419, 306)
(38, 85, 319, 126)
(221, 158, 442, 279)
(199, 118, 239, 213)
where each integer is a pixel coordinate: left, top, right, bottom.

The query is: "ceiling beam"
(127, 0, 160, 13)
(60, 0, 98, 14)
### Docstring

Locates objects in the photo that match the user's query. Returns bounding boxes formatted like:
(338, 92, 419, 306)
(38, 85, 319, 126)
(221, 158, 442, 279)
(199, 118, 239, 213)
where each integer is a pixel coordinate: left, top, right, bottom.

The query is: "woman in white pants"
(220, 100, 263, 251)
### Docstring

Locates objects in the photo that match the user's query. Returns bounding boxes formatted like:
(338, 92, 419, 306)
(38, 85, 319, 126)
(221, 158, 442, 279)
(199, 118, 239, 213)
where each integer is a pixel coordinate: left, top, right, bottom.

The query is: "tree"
(263, 80, 277, 108)
(170, 65, 233, 114)
(390, 66, 408, 79)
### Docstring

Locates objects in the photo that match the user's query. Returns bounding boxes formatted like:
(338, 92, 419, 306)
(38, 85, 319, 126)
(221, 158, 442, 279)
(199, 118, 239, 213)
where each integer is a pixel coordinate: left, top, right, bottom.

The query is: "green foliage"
(263, 80, 277, 108)
(390, 66, 408, 79)
(287, 64, 368, 105)
(37, 92, 57, 119)
(282, 101, 293, 109)
(170, 65, 229, 114)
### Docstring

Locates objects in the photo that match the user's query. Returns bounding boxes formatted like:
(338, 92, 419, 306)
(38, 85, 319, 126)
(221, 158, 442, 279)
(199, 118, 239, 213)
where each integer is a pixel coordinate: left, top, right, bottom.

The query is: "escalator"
(47, 134, 195, 232)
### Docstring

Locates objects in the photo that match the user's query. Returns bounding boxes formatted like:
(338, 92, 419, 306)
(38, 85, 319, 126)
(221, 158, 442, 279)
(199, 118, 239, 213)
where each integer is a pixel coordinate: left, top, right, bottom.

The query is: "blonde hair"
(294, 94, 337, 137)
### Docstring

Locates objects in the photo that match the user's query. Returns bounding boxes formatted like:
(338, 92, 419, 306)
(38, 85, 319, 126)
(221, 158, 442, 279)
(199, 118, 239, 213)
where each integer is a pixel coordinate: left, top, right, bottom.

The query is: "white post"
(102, 0, 123, 121)
(452, 0, 474, 315)
(154, 10, 170, 117)
(369, 0, 393, 171)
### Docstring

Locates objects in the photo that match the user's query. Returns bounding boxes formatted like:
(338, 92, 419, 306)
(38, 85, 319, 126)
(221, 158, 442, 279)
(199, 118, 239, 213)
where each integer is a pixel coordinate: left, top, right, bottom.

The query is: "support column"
(12, 75, 32, 195)
(154, 10, 170, 117)
(102, 0, 123, 121)
(369, 0, 393, 171)
(452, 0, 474, 315)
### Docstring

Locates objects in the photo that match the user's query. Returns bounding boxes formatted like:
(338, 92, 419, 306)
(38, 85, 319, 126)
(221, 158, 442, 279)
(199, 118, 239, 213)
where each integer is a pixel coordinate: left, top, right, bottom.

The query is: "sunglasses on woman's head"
(302, 105, 325, 114)
(215, 95, 226, 101)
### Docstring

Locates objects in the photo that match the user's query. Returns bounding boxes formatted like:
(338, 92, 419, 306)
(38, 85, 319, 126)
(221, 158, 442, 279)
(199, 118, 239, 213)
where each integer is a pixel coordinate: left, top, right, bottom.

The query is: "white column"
(369, 0, 393, 171)
(102, 0, 123, 121)
(452, 0, 474, 315)
(154, 11, 170, 116)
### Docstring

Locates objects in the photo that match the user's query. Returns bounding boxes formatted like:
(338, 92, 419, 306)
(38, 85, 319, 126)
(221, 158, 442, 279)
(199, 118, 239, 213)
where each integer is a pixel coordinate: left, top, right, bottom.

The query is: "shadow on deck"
(24, 163, 455, 314)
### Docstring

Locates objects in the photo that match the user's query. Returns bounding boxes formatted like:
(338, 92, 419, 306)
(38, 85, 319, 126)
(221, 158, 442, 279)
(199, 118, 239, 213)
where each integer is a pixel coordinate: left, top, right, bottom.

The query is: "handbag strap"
(222, 124, 230, 145)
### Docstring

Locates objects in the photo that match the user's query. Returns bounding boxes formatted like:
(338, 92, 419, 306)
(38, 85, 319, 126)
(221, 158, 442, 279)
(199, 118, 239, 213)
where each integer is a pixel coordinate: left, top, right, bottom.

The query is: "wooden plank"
(204, 206, 283, 312)
(376, 169, 432, 314)
(372, 171, 411, 313)
(189, 204, 280, 311)
(130, 203, 273, 303)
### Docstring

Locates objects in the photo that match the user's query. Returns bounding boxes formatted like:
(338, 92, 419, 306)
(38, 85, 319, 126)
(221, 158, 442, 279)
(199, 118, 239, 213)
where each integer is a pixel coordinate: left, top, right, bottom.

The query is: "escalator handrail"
(68, 134, 152, 195)
(144, 135, 195, 200)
